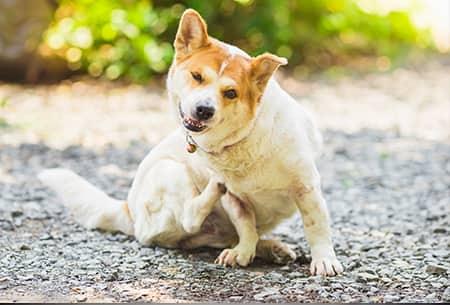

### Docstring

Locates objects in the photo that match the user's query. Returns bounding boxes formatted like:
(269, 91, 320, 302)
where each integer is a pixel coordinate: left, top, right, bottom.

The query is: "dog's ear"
(251, 53, 287, 91)
(174, 9, 209, 59)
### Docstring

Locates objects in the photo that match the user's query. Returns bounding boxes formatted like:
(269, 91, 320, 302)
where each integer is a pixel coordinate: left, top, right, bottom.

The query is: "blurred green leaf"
(0, 98, 8, 108)
(0, 118, 9, 129)
(39, 0, 433, 82)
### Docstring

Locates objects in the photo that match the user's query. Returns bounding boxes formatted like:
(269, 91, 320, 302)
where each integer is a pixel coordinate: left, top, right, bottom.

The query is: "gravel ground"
(0, 59, 449, 302)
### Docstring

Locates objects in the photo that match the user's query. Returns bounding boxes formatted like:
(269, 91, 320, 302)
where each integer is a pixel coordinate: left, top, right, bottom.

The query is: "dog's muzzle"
(179, 103, 207, 132)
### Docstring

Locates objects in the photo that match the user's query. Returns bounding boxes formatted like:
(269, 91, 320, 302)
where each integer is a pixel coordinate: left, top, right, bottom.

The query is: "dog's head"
(168, 9, 286, 147)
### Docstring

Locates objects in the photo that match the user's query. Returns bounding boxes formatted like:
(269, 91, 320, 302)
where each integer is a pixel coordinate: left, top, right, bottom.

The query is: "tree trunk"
(0, 0, 68, 82)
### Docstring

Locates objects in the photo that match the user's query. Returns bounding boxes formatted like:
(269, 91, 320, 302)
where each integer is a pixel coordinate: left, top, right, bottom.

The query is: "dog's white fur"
(39, 9, 343, 276)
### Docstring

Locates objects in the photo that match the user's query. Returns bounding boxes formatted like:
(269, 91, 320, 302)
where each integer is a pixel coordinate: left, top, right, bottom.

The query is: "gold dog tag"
(186, 143, 197, 153)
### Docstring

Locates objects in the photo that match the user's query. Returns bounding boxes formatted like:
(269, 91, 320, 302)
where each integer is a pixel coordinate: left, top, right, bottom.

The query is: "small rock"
(369, 286, 379, 293)
(433, 227, 447, 234)
(359, 267, 377, 275)
(366, 249, 380, 259)
(356, 272, 379, 282)
(0, 220, 14, 231)
(431, 250, 449, 258)
(443, 286, 450, 301)
(11, 210, 23, 218)
(344, 286, 358, 294)
(40, 234, 53, 240)
(341, 294, 354, 302)
(331, 283, 343, 290)
(384, 295, 400, 302)
(253, 288, 279, 301)
(287, 271, 303, 279)
(305, 283, 321, 292)
(425, 293, 436, 301)
(106, 271, 119, 281)
(75, 295, 87, 302)
(425, 264, 447, 275)
(346, 260, 361, 271)
(19, 244, 31, 251)
(265, 271, 288, 283)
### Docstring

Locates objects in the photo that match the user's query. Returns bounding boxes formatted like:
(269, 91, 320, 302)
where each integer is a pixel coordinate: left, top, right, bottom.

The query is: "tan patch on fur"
(294, 183, 314, 198)
(178, 39, 261, 117)
(304, 218, 315, 227)
(227, 193, 254, 219)
(123, 201, 133, 221)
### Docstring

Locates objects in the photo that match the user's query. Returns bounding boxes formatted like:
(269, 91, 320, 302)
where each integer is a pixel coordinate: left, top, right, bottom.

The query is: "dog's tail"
(38, 168, 134, 235)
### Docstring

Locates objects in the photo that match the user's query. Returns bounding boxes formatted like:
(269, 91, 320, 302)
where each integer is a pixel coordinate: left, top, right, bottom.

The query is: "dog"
(38, 9, 343, 276)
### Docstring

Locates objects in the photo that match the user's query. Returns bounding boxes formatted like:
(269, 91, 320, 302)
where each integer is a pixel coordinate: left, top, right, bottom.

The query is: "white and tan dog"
(39, 9, 343, 276)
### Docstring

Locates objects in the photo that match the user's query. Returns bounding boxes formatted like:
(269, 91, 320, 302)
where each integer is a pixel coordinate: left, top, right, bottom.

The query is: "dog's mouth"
(183, 116, 207, 132)
(178, 104, 207, 132)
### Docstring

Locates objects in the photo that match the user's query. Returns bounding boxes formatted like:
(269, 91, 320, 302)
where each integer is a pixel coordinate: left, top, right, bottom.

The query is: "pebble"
(19, 244, 31, 251)
(75, 295, 87, 302)
(433, 228, 447, 234)
(443, 287, 450, 301)
(287, 272, 303, 279)
(356, 272, 379, 282)
(11, 210, 23, 218)
(253, 288, 280, 301)
(425, 264, 447, 275)
(383, 295, 400, 302)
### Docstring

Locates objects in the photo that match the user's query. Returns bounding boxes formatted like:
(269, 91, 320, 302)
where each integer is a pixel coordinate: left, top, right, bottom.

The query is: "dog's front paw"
(214, 247, 255, 267)
(310, 256, 343, 276)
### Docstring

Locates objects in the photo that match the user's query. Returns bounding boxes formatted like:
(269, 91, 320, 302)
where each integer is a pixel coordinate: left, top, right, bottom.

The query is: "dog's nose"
(194, 101, 215, 121)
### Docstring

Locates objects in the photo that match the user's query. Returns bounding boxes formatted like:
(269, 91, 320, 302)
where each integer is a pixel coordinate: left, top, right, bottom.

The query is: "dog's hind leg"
(179, 211, 238, 249)
(130, 159, 225, 246)
(255, 239, 297, 265)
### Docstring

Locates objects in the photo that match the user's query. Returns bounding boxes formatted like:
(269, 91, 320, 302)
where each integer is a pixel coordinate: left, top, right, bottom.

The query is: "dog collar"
(185, 133, 221, 155)
(184, 117, 259, 156)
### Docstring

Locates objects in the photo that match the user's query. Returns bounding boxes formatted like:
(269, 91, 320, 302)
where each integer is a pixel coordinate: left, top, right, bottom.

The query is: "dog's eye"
(191, 72, 203, 83)
(223, 89, 237, 99)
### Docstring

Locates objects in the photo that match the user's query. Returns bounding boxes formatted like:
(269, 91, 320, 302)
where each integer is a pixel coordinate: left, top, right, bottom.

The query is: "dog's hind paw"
(271, 242, 297, 265)
(215, 247, 254, 267)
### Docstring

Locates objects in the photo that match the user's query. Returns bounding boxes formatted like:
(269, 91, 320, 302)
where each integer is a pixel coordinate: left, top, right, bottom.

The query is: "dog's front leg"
(294, 185, 343, 276)
(215, 193, 258, 267)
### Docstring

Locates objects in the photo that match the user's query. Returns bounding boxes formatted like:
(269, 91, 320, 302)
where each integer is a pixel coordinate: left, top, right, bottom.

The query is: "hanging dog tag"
(186, 134, 197, 153)
(186, 143, 197, 153)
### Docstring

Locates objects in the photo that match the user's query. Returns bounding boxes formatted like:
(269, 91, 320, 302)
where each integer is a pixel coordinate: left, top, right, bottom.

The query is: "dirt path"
(0, 59, 449, 302)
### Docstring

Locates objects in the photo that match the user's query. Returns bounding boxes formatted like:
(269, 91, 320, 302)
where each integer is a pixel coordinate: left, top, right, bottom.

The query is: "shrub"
(40, 0, 433, 82)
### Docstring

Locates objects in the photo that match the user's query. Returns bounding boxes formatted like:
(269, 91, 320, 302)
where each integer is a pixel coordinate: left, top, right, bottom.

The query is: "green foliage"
(0, 98, 9, 128)
(41, 0, 432, 82)
(0, 118, 8, 129)
(43, 0, 179, 82)
(0, 98, 8, 108)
